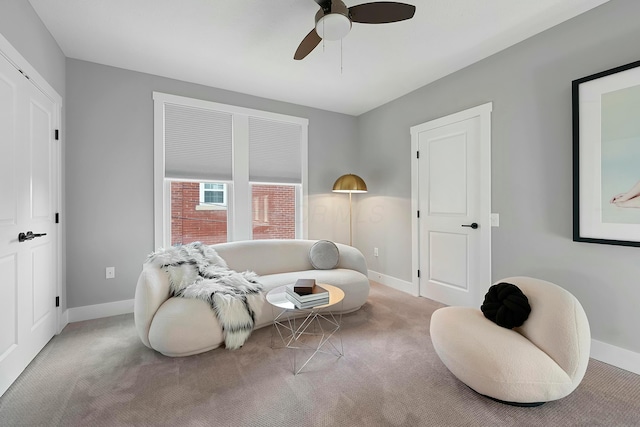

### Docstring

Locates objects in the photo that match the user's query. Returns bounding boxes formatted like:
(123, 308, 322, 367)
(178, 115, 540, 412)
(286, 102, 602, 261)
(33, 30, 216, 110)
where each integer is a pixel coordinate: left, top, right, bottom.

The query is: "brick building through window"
(170, 182, 296, 245)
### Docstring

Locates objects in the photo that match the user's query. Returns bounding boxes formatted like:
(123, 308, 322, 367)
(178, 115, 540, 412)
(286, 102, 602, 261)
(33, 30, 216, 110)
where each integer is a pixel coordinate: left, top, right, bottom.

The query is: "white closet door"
(0, 54, 58, 397)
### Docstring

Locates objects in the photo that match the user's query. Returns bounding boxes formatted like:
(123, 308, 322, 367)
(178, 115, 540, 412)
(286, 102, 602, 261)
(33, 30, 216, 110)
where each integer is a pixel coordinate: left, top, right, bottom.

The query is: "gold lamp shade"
(332, 174, 368, 193)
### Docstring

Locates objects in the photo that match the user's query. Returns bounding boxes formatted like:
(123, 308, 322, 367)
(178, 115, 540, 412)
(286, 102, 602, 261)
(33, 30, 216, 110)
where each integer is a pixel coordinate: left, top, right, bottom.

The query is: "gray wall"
(65, 59, 358, 308)
(0, 0, 65, 96)
(5, 0, 639, 355)
(355, 0, 640, 353)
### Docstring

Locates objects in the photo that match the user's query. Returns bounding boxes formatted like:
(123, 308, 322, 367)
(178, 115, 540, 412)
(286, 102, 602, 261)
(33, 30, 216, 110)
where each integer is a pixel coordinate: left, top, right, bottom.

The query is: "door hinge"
(417, 269, 421, 278)
(18, 69, 30, 80)
(416, 151, 420, 159)
(417, 210, 420, 218)
(54, 129, 59, 140)
(55, 213, 59, 224)
(55, 296, 60, 307)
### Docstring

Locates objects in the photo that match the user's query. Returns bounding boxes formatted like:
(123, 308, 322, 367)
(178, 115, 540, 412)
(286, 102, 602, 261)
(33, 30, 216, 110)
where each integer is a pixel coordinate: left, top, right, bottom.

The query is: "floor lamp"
(332, 174, 367, 246)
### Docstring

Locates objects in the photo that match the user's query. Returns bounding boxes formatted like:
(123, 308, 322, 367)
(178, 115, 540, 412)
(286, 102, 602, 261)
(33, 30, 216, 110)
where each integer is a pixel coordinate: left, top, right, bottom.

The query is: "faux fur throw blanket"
(146, 242, 263, 350)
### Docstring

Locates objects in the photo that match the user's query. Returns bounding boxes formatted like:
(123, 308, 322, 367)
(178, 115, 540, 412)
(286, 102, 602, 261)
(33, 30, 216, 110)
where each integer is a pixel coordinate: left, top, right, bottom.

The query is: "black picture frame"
(573, 59, 640, 247)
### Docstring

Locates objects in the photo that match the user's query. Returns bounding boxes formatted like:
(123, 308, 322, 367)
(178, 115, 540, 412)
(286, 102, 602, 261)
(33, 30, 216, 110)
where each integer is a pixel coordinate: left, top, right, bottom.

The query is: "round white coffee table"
(266, 284, 345, 375)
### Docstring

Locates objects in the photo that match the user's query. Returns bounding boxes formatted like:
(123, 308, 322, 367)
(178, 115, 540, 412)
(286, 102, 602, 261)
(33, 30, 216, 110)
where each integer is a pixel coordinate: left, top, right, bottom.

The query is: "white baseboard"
(66, 299, 135, 323)
(370, 270, 640, 376)
(368, 270, 418, 296)
(57, 309, 69, 334)
(590, 339, 640, 375)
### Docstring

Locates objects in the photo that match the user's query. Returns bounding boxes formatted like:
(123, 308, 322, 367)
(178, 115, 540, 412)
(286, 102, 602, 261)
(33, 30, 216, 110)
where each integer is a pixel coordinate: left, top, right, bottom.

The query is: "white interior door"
(0, 53, 58, 396)
(411, 104, 492, 307)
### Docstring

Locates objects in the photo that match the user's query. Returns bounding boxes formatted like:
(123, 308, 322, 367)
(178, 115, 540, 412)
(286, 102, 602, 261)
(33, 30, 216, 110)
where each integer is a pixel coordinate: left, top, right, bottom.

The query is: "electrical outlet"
(374, 247, 379, 257)
(106, 267, 115, 279)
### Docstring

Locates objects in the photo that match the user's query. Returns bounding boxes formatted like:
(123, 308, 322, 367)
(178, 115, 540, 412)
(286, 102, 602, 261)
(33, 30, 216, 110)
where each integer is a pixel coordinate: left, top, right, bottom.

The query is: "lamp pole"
(349, 191, 353, 246)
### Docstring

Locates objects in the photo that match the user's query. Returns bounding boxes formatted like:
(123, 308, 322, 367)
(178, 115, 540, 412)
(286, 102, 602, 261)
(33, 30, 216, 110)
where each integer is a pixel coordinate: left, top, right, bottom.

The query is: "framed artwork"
(573, 59, 640, 247)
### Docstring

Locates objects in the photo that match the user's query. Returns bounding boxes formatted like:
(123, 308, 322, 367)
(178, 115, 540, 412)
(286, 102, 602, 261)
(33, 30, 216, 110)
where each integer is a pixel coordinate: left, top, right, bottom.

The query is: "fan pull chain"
(340, 38, 343, 74)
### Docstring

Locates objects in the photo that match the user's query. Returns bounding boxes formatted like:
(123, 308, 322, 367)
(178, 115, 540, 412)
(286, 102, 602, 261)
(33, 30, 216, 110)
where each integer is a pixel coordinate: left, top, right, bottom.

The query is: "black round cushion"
(481, 283, 531, 329)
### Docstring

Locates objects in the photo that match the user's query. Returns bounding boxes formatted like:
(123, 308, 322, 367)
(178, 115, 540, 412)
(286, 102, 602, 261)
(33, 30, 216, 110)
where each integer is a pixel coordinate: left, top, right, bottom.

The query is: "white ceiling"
(29, 0, 609, 116)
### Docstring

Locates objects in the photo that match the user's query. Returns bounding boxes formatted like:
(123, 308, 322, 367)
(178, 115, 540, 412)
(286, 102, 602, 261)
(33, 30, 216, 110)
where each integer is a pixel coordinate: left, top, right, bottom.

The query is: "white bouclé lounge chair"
(430, 276, 591, 406)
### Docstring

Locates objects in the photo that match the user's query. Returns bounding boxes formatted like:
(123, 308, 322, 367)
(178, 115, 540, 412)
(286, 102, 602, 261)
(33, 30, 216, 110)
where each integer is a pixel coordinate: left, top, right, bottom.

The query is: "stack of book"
(285, 279, 330, 308)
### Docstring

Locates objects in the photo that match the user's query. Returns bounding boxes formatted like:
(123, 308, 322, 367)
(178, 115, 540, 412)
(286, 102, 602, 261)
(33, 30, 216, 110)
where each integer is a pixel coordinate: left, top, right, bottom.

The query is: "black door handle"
(461, 223, 478, 229)
(18, 231, 47, 242)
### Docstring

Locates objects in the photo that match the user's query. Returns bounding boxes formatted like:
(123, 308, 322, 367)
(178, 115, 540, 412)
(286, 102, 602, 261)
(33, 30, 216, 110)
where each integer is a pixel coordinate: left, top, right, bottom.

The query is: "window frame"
(153, 92, 308, 248)
(198, 182, 227, 209)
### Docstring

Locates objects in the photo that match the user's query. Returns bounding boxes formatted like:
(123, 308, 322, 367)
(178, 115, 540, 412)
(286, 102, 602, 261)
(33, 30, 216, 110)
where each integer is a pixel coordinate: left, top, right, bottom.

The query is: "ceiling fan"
(294, 0, 416, 60)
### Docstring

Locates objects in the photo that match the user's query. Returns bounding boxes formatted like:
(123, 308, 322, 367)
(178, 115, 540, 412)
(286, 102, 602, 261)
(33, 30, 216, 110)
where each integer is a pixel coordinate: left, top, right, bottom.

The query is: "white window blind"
(164, 103, 232, 181)
(248, 117, 302, 183)
(154, 91, 309, 246)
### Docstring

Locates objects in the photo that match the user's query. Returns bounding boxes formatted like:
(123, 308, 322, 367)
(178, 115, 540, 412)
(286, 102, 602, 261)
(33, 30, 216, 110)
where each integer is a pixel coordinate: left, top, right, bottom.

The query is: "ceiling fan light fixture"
(315, 13, 351, 40)
(295, 1, 416, 60)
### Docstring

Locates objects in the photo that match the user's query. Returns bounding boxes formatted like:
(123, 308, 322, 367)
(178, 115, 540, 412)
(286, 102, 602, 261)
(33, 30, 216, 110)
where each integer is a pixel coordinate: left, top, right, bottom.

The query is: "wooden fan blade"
(313, 0, 331, 10)
(349, 2, 416, 24)
(294, 29, 322, 60)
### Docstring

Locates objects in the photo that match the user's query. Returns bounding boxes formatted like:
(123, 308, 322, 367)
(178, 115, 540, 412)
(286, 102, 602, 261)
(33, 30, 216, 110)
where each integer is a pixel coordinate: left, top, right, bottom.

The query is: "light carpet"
(1, 282, 640, 426)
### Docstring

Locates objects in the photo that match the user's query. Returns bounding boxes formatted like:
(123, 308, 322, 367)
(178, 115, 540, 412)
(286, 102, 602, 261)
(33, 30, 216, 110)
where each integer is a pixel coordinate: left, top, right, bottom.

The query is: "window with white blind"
(153, 92, 308, 247)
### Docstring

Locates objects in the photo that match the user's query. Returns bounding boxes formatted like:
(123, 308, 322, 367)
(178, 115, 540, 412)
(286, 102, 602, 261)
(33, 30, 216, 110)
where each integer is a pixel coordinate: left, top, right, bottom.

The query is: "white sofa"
(134, 239, 370, 357)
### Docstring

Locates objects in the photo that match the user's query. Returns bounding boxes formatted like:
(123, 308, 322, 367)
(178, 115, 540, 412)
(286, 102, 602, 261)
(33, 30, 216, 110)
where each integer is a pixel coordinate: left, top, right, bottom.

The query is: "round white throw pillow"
(309, 240, 339, 269)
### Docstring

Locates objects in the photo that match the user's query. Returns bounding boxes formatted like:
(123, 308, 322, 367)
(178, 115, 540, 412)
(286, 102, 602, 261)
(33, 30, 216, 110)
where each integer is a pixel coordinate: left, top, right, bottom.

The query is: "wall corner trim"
(58, 309, 69, 334)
